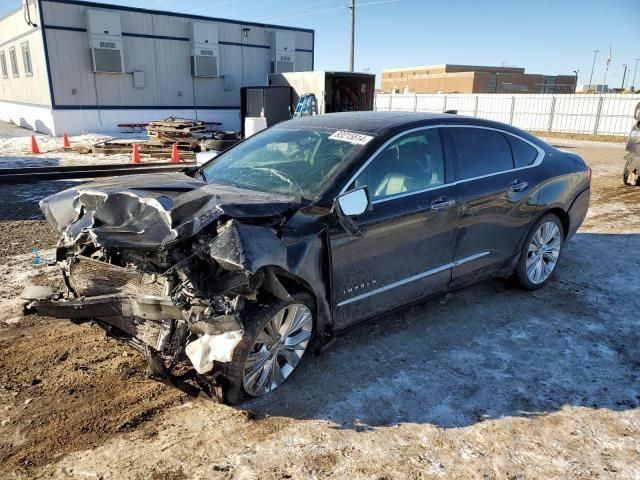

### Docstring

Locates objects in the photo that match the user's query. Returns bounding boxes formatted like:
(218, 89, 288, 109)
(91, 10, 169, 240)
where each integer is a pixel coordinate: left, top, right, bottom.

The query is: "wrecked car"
(623, 101, 640, 186)
(23, 112, 591, 403)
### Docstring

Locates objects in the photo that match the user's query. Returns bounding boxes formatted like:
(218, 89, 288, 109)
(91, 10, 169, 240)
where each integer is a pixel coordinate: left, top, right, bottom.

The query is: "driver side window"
(353, 128, 445, 201)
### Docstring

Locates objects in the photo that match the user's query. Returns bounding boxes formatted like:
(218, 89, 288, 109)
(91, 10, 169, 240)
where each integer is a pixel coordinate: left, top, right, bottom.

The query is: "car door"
(445, 126, 545, 286)
(329, 127, 460, 328)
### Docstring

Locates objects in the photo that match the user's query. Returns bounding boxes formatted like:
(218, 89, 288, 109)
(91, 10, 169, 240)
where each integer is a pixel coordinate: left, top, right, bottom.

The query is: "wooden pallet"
(92, 139, 197, 158)
(146, 117, 222, 139)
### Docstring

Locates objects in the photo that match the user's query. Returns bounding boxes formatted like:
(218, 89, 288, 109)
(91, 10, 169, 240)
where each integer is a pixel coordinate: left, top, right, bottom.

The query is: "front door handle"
(431, 198, 456, 210)
(509, 181, 528, 192)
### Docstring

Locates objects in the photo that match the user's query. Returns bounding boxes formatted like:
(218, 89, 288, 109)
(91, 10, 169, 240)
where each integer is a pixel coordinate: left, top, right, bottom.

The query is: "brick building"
(381, 64, 576, 94)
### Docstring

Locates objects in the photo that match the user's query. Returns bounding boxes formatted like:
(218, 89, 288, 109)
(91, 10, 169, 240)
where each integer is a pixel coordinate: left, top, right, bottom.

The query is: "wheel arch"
(256, 265, 330, 337)
(542, 207, 570, 239)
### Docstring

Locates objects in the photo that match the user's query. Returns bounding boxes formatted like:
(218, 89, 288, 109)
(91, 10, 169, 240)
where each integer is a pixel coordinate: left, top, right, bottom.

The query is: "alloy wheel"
(242, 304, 313, 396)
(526, 221, 562, 284)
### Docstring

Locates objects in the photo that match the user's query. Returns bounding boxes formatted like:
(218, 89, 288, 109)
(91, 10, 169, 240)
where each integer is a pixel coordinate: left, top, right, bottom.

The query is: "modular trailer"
(0, 0, 314, 135)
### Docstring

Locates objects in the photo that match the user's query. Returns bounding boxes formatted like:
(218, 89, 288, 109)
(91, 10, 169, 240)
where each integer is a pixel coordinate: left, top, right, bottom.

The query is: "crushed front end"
(25, 226, 263, 395)
(22, 174, 303, 397)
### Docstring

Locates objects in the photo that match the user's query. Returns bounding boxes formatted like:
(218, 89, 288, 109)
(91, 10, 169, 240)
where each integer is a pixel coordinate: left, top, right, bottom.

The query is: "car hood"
(40, 172, 299, 249)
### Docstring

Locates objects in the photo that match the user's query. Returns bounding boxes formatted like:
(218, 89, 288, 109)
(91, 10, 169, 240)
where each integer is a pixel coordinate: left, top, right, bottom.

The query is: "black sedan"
(25, 112, 591, 403)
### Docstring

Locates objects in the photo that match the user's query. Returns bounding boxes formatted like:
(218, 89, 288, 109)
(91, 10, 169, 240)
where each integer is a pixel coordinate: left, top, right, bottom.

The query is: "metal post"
(632, 59, 640, 92)
(348, 0, 355, 72)
(473, 95, 479, 117)
(389, 94, 393, 111)
(588, 50, 599, 90)
(442, 95, 447, 112)
(413, 94, 418, 112)
(548, 96, 556, 132)
(621, 64, 628, 90)
(509, 96, 516, 125)
(593, 95, 604, 135)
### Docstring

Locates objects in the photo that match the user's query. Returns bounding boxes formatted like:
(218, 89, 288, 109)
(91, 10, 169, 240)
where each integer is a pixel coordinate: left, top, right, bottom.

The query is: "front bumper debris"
(23, 290, 181, 351)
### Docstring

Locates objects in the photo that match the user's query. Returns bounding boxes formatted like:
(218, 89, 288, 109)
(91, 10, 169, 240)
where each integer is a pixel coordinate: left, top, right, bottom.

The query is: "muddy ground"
(0, 138, 639, 479)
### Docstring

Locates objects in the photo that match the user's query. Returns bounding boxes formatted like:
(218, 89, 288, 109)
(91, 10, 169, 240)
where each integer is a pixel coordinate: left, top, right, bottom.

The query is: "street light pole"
(588, 49, 599, 90)
(573, 69, 579, 93)
(632, 58, 640, 93)
(348, 0, 355, 72)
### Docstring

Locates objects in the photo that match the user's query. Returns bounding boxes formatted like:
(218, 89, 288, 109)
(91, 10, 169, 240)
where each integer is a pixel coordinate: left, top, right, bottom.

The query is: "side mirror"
(334, 187, 370, 238)
(336, 187, 369, 217)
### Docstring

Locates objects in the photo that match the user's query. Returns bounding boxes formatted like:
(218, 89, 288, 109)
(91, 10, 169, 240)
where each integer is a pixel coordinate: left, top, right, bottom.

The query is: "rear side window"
(450, 127, 514, 180)
(508, 135, 539, 168)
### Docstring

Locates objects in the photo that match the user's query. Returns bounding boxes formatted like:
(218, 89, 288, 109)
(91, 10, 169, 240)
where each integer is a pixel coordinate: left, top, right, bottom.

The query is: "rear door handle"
(509, 181, 528, 192)
(431, 199, 456, 210)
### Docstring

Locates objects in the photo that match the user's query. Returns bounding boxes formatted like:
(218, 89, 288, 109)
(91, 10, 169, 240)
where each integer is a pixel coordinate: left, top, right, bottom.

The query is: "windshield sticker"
(329, 130, 374, 145)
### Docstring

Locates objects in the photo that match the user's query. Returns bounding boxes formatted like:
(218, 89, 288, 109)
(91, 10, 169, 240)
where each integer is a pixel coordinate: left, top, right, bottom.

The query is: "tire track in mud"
(0, 318, 187, 476)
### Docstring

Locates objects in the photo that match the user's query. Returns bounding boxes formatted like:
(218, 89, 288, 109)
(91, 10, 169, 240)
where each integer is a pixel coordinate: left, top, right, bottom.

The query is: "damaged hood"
(40, 172, 299, 248)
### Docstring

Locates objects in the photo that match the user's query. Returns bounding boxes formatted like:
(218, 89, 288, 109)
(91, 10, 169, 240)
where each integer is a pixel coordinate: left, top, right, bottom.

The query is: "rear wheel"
(513, 213, 564, 290)
(222, 293, 314, 404)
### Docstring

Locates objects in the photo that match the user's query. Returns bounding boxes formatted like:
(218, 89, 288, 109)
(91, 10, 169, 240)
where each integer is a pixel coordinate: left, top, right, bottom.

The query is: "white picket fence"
(374, 93, 640, 136)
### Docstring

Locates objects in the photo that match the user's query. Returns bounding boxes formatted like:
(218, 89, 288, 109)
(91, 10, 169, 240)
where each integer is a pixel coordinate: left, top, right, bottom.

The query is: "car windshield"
(200, 127, 371, 200)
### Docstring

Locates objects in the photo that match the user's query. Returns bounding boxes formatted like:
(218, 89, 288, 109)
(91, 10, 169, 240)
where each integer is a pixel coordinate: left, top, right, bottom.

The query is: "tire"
(513, 213, 564, 290)
(201, 138, 238, 152)
(222, 292, 315, 405)
(214, 131, 239, 141)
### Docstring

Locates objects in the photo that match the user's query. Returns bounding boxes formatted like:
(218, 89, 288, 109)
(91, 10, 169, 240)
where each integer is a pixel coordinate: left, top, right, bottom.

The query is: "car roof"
(276, 112, 448, 134)
(277, 111, 500, 133)
(275, 111, 547, 146)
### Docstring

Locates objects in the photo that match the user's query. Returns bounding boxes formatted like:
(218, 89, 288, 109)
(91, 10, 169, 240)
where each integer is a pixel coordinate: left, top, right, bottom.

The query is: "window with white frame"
(0, 51, 8, 79)
(21, 42, 32, 76)
(9, 47, 19, 77)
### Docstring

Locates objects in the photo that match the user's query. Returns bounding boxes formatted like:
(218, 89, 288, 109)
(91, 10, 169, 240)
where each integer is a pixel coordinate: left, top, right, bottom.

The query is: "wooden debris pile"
(90, 117, 239, 159)
(146, 117, 222, 141)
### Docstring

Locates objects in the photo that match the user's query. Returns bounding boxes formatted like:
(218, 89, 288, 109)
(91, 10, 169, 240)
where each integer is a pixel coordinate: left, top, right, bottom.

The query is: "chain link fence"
(374, 93, 640, 136)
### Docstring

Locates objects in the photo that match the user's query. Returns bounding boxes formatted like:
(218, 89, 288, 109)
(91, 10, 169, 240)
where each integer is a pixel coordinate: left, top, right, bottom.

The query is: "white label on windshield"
(329, 130, 374, 145)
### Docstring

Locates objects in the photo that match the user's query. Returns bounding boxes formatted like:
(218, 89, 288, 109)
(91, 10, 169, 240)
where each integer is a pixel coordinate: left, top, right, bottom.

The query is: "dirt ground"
(0, 138, 639, 479)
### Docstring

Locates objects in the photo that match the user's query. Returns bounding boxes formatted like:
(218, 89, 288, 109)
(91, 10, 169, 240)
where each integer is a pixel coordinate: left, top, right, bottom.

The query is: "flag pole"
(603, 43, 611, 92)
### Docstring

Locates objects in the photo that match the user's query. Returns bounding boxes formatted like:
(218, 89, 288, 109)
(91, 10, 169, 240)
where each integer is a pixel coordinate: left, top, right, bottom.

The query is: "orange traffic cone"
(132, 143, 141, 164)
(62, 133, 71, 149)
(170, 143, 181, 163)
(30, 135, 40, 154)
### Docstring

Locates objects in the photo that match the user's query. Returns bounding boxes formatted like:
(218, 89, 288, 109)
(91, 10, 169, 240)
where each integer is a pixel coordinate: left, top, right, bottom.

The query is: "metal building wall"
(40, 0, 313, 113)
(0, 3, 54, 133)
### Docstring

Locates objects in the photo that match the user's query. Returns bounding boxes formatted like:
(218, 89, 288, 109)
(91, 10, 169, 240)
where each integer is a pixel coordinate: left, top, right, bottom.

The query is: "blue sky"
(5, 0, 640, 87)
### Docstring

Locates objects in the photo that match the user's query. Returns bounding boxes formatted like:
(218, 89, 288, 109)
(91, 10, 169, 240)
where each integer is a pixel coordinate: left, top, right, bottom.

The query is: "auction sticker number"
(329, 130, 374, 145)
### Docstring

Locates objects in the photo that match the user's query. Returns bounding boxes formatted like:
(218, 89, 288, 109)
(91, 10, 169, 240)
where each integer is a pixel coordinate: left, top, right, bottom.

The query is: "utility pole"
(632, 58, 639, 92)
(349, 0, 355, 72)
(621, 64, 628, 91)
(588, 49, 598, 90)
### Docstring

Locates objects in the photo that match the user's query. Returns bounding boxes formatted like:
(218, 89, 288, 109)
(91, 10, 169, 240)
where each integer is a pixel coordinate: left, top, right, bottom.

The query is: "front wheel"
(222, 293, 314, 404)
(513, 213, 564, 290)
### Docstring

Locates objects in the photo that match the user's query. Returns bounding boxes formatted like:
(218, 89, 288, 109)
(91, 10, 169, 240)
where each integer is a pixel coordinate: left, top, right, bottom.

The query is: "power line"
(266, 0, 400, 23)
(263, 0, 340, 22)
(266, 5, 346, 22)
(215, 0, 281, 19)
(144, 0, 175, 9)
(190, 0, 242, 14)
